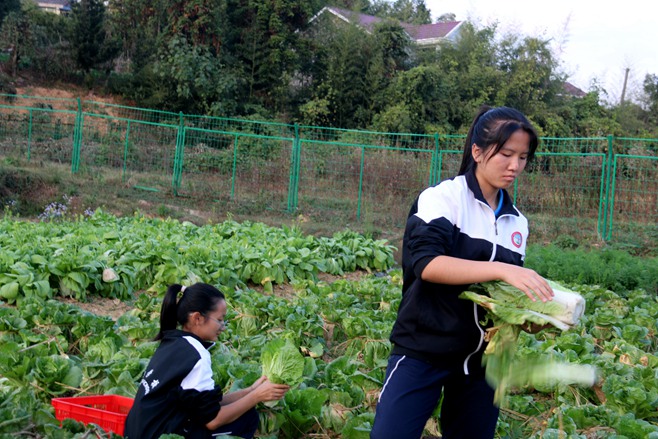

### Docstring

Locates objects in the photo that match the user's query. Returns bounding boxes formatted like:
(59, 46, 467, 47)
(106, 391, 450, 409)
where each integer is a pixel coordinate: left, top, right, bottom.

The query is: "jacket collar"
(163, 329, 216, 350)
(464, 169, 519, 217)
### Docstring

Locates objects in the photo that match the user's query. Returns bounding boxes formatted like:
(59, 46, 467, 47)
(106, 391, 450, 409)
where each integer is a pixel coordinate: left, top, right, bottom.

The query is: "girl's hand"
(249, 375, 268, 392)
(499, 265, 554, 302)
(251, 377, 290, 402)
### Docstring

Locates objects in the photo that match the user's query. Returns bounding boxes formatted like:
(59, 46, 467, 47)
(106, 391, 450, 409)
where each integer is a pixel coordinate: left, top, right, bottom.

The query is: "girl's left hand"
(250, 376, 268, 392)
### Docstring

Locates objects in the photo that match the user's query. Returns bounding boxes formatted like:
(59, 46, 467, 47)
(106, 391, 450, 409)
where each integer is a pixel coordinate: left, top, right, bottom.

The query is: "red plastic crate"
(52, 395, 134, 436)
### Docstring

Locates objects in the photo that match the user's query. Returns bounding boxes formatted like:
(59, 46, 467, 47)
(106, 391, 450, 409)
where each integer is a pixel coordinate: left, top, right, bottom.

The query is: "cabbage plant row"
(0, 213, 657, 438)
(0, 210, 395, 302)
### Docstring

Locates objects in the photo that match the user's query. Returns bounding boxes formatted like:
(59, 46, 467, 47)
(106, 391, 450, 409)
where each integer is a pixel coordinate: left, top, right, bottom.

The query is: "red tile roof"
(402, 22, 461, 40)
(319, 7, 461, 43)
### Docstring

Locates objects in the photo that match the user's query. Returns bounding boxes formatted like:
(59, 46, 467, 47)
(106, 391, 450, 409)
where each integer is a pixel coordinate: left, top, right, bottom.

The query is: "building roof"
(401, 21, 461, 41)
(562, 81, 587, 98)
(310, 6, 462, 45)
(36, 0, 70, 6)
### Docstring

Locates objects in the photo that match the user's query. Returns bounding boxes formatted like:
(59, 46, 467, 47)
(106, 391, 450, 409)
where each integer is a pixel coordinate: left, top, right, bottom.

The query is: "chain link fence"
(1, 94, 656, 245)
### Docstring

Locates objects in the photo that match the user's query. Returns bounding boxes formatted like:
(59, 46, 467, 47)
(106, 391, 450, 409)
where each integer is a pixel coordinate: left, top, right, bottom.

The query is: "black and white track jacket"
(124, 330, 222, 438)
(390, 169, 527, 375)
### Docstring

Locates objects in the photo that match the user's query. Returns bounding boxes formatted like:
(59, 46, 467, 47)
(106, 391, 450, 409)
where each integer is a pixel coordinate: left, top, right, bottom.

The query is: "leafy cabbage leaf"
(460, 280, 596, 406)
(261, 338, 305, 387)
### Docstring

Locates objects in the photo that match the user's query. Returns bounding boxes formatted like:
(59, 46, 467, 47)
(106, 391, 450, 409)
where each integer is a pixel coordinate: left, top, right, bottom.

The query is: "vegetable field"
(0, 212, 657, 438)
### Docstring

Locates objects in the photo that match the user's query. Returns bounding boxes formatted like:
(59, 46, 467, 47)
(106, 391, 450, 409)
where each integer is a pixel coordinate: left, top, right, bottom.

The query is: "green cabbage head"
(261, 338, 305, 387)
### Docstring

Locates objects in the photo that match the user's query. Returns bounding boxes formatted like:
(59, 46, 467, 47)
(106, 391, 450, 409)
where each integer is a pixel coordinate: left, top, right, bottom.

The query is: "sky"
(424, 0, 658, 104)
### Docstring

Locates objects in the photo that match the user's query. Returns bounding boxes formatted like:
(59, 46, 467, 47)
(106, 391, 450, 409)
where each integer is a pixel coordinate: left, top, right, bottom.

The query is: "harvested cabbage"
(460, 280, 586, 331)
(460, 280, 596, 406)
(261, 338, 305, 387)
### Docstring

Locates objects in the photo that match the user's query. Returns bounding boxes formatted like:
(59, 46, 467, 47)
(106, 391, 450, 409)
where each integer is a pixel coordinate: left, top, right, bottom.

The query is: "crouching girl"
(124, 283, 289, 438)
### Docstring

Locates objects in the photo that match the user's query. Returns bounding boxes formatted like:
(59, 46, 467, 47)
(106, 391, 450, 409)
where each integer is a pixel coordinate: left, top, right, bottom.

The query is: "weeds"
(39, 195, 70, 221)
(38, 194, 95, 222)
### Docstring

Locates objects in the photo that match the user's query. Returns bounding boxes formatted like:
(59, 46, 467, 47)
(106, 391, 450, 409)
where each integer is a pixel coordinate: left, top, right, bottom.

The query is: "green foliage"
(0, 0, 20, 24)
(525, 244, 658, 294)
(153, 36, 225, 112)
(261, 338, 305, 386)
(0, 212, 396, 301)
(642, 73, 658, 129)
(368, 0, 432, 25)
(1, 0, 655, 134)
(374, 65, 454, 133)
(71, 0, 118, 73)
(0, 215, 657, 437)
(461, 281, 596, 406)
(0, 10, 30, 77)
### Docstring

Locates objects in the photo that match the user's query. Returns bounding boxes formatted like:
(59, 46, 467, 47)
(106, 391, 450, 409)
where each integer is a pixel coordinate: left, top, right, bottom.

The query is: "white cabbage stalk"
(547, 280, 586, 326)
(102, 268, 119, 282)
(508, 360, 598, 389)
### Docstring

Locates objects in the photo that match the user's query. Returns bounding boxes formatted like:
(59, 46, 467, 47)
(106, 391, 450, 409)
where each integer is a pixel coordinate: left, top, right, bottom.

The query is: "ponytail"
(155, 284, 184, 341)
(154, 282, 226, 341)
(459, 106, 492, 175)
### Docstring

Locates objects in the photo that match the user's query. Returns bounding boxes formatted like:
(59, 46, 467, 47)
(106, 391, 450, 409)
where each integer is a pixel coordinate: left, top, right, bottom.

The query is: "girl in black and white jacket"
(371, 106, 555, 439)
(124, 283, 289, 439)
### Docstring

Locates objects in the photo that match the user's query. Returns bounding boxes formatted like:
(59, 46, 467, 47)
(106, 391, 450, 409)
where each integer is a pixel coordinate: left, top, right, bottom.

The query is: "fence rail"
(1, 94, 656, 245)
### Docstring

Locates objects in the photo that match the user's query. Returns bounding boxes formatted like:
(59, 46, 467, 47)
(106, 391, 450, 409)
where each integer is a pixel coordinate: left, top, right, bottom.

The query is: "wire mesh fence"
(607, 138, 658, 243)
(0, 93, 656, 246)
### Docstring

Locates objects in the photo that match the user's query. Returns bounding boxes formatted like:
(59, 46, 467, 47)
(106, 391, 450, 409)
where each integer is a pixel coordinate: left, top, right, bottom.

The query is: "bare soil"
(58, 296, 134, 321)
(56, 271, 373, 321)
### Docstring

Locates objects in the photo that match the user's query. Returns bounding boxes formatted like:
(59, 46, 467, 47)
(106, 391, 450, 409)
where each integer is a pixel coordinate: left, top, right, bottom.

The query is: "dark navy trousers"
(371, 354, 499, 439)
(181, 407, 259, 438)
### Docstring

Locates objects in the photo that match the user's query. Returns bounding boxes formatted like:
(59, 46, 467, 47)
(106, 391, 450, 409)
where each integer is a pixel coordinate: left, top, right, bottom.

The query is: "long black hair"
(155, 282, 225, 341)
(458, 106, 539, 175)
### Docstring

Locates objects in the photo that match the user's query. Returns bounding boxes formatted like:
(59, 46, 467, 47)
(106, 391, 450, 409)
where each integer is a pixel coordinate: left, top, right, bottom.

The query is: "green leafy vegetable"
(460, 280, 596, 406)
(461, 280, 586, 331)
(260, 339, 305, 387)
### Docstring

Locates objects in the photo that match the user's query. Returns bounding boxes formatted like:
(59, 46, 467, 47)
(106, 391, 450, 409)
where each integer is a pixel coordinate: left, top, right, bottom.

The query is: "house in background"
(34, 0, 71, 15)
(308, 6, 463, 47)
(562, 81, 587, 98)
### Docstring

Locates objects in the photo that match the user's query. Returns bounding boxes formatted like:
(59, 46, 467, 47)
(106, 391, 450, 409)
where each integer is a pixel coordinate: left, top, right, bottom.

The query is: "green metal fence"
(0, 94, 656, 244)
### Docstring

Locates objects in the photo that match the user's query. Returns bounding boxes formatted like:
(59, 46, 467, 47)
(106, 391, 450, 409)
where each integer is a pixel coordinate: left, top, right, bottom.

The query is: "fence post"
(601, 135, 614, 240)
(287, 123, 301, 212)
(172, 112, 185, 195)
(71, 97, 83, 173)
(27, 109, 33, 161)
(230, 134, 239, 199)
(607, 153, 619, 241)
(356, 145, 365, 220)
(430, 133, 440, 185)
(122, 120, 131, 183)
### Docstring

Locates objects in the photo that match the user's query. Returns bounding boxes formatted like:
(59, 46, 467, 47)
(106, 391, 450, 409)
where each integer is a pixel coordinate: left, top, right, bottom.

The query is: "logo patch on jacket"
(511, 231, 523, 248)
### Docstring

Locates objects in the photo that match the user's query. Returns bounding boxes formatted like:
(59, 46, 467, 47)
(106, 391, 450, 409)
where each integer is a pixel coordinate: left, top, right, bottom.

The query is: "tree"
(495, 34, 562, 120)
(390, 0, 431, 24)
(436, 12, 456, 23)
(305, 20, 374, 128)
(223, 0, 316, 113)
(641, 74, 658, 127)
(0, 0, 20, 25)
(0, 11, 31, 77)
(71, 0, 117, 72)
(17, 1, 76, 80)
(154, 35, 238, 114)
(106, 0, 170, 71)
(366, 19, 413, 117)
(368, 0, 430, 24)
(373, 65, 454, 133)
(430, 22, 504, 131)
